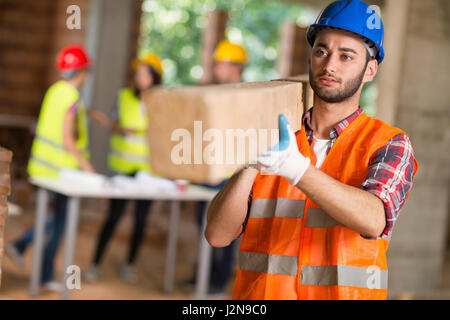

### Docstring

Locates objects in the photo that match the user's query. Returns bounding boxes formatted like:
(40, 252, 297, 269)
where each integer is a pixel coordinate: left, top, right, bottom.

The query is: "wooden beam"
(375, 0, 410, 125)
(0, 115, 36, 133)
(200, 10, 228, 85)
(277, 22, 309, 78)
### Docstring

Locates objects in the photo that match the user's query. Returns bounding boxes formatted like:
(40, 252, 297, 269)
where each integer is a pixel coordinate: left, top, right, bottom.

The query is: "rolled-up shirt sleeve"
(361, 133, 416, 240)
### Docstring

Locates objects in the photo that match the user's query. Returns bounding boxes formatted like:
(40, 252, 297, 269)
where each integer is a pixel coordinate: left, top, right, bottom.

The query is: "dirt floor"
(0, 197, 235, 300)
(0, 191, 449, 300)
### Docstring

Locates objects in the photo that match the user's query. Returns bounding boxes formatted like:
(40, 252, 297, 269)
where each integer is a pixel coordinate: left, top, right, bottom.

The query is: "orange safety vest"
(232, 112, 418, 300)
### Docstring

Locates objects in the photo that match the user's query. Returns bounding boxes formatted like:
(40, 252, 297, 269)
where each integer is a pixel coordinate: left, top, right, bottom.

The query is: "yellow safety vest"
(108, 88, 151, 174)
(27, 80, 90, 178)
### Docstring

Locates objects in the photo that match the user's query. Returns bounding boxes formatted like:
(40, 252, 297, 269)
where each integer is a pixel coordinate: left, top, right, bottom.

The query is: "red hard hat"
(56, 45, 92, 71)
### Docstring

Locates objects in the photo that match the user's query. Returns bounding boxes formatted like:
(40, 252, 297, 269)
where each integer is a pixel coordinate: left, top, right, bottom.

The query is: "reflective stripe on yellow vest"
(108, 88, 151, 174)
(27, 80, 90, 178)
(232, 112, 418, 300)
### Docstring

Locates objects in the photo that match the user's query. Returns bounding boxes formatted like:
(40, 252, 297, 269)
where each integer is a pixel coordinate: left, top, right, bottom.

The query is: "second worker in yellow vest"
(6, 45, 95, 288)
(84, 53, 163, 283)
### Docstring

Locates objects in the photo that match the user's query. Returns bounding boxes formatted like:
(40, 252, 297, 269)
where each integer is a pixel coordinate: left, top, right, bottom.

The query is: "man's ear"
(364, 59, 378, 83)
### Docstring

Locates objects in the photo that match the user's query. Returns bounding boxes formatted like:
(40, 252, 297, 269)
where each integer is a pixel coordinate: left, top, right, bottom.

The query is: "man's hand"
(63, 110, 97, 174)
(87, 109, 111, 128)
(80, 159, 96, 174)
(248, 114, 310, 186)
(120, 127, 136, 136)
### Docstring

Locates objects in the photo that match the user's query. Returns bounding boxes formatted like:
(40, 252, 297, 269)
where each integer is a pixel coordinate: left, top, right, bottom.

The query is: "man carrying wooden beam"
(206, 0, 418, 300)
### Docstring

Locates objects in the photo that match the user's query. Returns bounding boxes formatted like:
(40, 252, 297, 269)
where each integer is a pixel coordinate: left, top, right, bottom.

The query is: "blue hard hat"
(307, 0, 385, 64)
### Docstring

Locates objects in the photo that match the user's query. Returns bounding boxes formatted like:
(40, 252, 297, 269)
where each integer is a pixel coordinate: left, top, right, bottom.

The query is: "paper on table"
(59, 169, 107, 189)
(107, 175, 139, 192)
(135, 171, 176, 192)
(107, 171, 177, 193)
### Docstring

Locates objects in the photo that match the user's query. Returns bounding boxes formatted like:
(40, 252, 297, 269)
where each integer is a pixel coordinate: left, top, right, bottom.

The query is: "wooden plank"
(0, 114, 37, 131)
(1, 0, 54, 13)
(1, 10, 53, 31)
(376, 0, 410, 125)
(0, 145, 12, 286)
(0, 87, 44, 107)
(0, 29, 50, 49)
(126, 0, 144, 85)
(1, 48, 51, 69)
(50, 32, 87, 49)
(0, 104, 40, 118)
(200, 10, 229, 85)
(277, 22, 308, 78)
(2, 69, 45, 87)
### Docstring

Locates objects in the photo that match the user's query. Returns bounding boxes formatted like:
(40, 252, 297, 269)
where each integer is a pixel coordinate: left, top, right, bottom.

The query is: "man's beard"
(309, 66, 366, 103)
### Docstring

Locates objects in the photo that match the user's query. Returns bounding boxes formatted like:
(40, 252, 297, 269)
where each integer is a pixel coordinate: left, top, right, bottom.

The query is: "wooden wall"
(0, 0, 55, 118)
(200, 10, 229, 85)
(0, 0, 140, 197)
(126, 0, 144, 87)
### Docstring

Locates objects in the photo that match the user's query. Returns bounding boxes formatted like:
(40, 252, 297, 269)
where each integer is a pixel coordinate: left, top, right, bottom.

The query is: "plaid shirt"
(245, 107, 415, 240)
(302, 107, 416, 239)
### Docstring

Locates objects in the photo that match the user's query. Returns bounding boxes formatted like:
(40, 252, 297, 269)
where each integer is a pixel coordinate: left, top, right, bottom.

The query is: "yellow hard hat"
(132, 53, 163, 77)
(214, 40, 248, 64)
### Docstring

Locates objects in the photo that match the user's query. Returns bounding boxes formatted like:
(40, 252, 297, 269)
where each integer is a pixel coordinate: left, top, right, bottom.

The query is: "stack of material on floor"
(143, 79, 307, 184)
(0, 146, 12, 286)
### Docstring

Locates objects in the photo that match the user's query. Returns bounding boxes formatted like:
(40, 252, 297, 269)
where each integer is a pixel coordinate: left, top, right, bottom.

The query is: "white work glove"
(247, 114, 310, 186)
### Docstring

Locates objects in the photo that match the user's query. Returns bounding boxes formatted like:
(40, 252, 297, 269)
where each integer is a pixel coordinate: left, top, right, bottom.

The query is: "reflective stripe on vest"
(109, 150, 148, 163)
(30, 136, 89, 174)
(238, 251, 388, 289)
(27, 80, 89, 178)
(29, 156, 64, 172)
(301, 265, 388, 289)
(36, 134, 88, 155)
(239, 251, 298, 276)
(249, 198, 305, 219)
(233, 112, 419, 300)
(117, 134, 147, 144)
(108, 88, 150, 174)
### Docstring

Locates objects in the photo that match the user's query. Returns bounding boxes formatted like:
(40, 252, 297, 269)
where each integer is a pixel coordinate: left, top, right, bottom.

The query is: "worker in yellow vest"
(84, 54, 163, 283)
(212, 40, 247, 84)
(6, 45, 94, 289)
(183, 40, 248, 295)
(206, 0, 418, 300)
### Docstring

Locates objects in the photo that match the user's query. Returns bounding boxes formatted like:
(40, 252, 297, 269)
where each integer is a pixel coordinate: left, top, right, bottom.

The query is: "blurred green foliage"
(139, 0, 314, 86)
